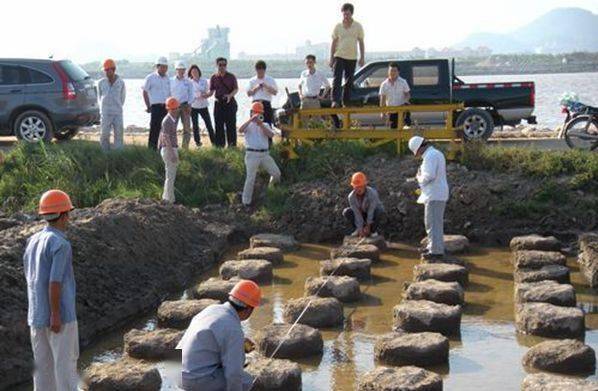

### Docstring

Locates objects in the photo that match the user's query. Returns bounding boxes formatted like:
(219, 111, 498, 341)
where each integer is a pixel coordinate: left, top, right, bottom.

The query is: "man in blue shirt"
(177, 280, 262, 391)
(23, 189, 78, 391)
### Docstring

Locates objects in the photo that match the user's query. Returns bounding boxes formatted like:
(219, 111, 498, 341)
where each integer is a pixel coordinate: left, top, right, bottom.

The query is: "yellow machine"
(278, 103, 464, 159)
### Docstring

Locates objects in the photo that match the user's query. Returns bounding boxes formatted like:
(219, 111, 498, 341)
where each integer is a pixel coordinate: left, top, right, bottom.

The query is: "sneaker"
(350, 230, 359, 237)
(371, 232, 379, 238)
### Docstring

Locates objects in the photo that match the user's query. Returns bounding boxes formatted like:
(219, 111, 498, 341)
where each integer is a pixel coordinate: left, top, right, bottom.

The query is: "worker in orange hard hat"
(177, 279, 261, 390)
(158, 97, 181, 203)
(238, 101, 281, 209)
(98, 58, 126, 151)
(343, 171, 385, 238)
(24, 190, 80, 390)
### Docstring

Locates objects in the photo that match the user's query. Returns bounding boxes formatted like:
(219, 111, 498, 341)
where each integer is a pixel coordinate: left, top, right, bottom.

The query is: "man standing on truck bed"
(23, 190, 79, 391)
(330, 2, 364, 108)
(98, 59, 126, 151)
(143, 57, 171, 150)
(379, 62, 411, 128)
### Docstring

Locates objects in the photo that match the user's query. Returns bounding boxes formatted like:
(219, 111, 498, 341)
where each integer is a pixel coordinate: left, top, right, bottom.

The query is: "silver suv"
(0, 59, 100, 142)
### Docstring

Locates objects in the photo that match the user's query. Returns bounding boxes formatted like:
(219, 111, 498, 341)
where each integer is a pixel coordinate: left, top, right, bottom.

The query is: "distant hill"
(456, 8, 598, 54)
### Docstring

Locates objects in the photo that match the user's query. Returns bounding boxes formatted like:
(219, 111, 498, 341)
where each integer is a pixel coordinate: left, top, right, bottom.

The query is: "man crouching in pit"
(343, 171, 385, 237)
(177, 280, 261, 390)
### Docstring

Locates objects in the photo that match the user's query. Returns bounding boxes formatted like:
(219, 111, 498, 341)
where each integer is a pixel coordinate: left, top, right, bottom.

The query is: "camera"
(256, 114, 264, 122)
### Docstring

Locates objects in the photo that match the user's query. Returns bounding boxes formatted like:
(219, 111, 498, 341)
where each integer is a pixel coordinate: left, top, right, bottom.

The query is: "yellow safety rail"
(279, 103, 464, 158)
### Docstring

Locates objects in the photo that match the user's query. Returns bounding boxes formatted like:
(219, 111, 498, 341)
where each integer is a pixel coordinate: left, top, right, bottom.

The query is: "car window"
(357, 66, 388, 88)
(0, 65, 25, 85)
(28, 68, 54, 84)
(412, 65, 439, 86)
(58, 60, 90, 81)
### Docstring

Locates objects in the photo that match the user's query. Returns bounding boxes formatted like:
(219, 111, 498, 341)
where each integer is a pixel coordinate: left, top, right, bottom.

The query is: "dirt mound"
(0, 198, 245, 390)
(275, 156, 597, 244)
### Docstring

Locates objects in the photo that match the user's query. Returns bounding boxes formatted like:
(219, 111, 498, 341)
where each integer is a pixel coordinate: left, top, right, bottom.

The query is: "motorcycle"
(560, 92, 598, 151)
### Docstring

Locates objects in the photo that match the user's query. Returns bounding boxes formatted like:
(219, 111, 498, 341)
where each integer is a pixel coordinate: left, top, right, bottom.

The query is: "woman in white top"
(188, 65, 215, 146)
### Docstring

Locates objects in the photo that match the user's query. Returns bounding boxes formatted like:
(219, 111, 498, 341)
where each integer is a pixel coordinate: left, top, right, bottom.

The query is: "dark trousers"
(191, 107, 215, 146)
(251, 100, 273, 146)
(389, 111, 412, 129)
(342, 207, 384, 233)
(332, 57, 357, 106)
(214, 99, 237, 148)
(149, 104, 167, 150)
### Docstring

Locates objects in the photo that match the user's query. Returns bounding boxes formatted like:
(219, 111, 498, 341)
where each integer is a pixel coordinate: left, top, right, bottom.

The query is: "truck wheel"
(14, 110, 53, 143)
(456, 108, 494, 141)
(54, 127, 79, 141)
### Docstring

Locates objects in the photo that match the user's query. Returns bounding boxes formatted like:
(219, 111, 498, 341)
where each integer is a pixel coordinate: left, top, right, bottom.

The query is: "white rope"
(248, 236, 368, 390)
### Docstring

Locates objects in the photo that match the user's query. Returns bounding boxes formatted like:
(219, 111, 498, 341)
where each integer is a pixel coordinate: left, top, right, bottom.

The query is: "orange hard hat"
(39, 189, 74, 215)
(350, 172, 367, 188)
(251, 101, 264, 114)
(103, 59, 116, 70)
(229, 279, 262, 308)
(166, 97, 180, 110)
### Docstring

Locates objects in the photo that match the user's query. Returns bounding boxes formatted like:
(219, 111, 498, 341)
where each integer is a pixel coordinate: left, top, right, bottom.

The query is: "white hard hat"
(155, 56, 168, 66)
(175, 60, 186, 70)
(408, 136, 425, 155)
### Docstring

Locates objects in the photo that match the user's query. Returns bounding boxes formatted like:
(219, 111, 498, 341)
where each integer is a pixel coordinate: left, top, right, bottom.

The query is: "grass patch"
(460, 142, 598, 191)
(0, 141, 245, 213)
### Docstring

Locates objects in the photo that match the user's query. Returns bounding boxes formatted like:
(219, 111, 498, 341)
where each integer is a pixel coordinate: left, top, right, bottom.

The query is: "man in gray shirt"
(98, 59, 126, 151)
(23, 189, 78, 391)
(177, 280, 261, 391)
(343, 171, 384, 237)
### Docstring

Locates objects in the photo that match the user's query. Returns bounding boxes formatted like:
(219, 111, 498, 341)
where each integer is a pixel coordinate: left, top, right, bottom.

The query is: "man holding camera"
(238, 102, 281, 208)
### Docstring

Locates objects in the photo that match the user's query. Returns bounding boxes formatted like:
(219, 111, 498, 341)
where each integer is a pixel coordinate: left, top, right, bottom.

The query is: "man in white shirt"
(98, 59, 126, 151)
(238, 102, 281, 208)
(142, 56, 170, 150)
(379, 62, 411, 129)
(247, 60, 277, 147)
(408, 136, 449, 260)
(171, 61, 195, 150)
(298, 54, 331, 110)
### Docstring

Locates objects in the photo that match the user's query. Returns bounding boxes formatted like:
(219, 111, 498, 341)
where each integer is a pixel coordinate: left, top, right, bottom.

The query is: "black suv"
(0, 59, 100, 142)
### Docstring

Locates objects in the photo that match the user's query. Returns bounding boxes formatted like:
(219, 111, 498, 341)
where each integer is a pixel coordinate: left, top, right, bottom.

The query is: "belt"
(246, 148, 268, 153)
(152, 103, 166, 107)
(304, 96, 319, 99)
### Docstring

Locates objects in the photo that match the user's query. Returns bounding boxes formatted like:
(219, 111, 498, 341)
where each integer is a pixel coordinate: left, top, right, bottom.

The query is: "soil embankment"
(276, 157, 597, 244)
(0, 199, 248, 390)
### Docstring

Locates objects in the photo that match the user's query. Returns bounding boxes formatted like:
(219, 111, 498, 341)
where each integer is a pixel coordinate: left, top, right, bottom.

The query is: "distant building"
(295, 40, 329, 61)
(193, 26, 230, 61)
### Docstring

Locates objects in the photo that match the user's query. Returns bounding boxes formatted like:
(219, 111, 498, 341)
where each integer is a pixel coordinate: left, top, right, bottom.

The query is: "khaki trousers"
(30, 321, 79, 391)
(242, 151, 281, 205)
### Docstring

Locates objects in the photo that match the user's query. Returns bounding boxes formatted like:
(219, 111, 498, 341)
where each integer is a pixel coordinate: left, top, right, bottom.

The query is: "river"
(117, 72, 598, 130)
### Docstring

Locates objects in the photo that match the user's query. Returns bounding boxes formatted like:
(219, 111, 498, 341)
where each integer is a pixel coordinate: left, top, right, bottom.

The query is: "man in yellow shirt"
(329, 3, 365, 108)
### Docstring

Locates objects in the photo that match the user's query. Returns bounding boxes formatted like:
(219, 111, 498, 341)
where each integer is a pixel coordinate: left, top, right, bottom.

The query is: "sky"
(2, 0, 597, 63)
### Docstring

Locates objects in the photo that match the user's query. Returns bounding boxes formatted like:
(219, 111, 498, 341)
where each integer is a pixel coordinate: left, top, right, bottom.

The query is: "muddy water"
(79, 243, 598, 391)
